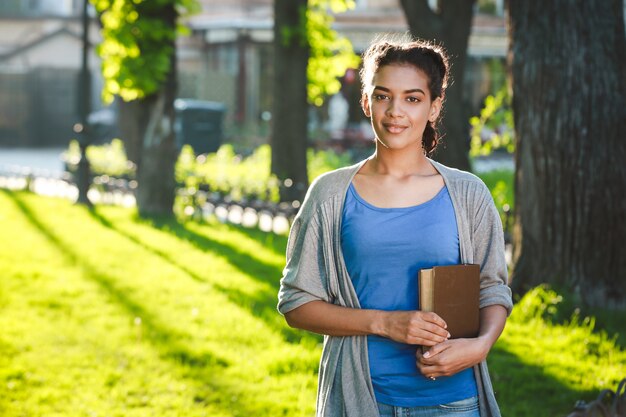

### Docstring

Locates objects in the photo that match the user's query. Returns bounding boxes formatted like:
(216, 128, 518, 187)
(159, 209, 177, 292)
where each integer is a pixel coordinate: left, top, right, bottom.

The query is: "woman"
(277, 36, 513, 417)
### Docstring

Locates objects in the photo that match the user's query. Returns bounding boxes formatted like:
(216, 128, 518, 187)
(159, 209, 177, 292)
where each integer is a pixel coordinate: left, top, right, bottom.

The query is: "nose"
(385, 97, 404, 117)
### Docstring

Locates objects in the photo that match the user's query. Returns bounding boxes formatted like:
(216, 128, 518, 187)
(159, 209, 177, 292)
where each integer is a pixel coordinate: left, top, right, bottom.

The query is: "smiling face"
(362, 64, 441, 152)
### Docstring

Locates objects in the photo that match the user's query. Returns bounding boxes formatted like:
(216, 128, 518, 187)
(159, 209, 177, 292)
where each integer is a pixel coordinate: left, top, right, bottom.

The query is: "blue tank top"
(341, 183, 477, 407)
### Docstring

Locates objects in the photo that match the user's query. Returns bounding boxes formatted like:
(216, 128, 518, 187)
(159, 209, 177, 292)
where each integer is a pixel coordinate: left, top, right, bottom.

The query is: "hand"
(379, 311, 450, 346)
(416, 337, 490, 379)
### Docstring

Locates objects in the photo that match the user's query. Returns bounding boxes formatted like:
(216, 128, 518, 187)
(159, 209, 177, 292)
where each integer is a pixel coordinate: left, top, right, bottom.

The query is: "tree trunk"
(399, 0, 475, 171)
(508, 0, 626, 307)
(117, 99, 149, 166)
(134, 4, 178, 217)
(271, 0, 309, 202)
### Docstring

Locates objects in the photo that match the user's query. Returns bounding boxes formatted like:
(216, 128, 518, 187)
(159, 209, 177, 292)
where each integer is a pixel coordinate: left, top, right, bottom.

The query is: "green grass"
(0, 189, 624, 417)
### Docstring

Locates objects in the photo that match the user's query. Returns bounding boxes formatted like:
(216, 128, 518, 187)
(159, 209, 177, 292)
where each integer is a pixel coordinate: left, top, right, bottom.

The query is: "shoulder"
(297, 161, 364, 217)
(430, 159, 491, 201)
(306, 161, 363, 201)
(430, 159, 486, 187)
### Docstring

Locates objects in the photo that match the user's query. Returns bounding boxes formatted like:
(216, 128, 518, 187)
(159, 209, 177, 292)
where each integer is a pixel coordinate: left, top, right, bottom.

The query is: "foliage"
(475, 169, 514, 226)
(477, 0, 498, 15)
(276, 0, 360, 106)
(63, 138, 135, 177)
(494, 285, 626, 416)
(64, 141, 352, 202)
(1, 190, 624, 417)
(307, 146, 353, 182)
(470, 86, 515, 157)
(178, 144, 281, 202)
(306, 0, 361, 106)
(91, 0, 200, 103)
(64, 140, 517, 210)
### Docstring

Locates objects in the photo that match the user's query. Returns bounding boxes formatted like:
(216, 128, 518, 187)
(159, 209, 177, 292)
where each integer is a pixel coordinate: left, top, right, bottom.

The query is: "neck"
(369, 143, 435, 177)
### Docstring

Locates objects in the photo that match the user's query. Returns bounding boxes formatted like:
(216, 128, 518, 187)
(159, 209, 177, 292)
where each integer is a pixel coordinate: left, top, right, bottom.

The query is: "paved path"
(0, 147, 66, 177)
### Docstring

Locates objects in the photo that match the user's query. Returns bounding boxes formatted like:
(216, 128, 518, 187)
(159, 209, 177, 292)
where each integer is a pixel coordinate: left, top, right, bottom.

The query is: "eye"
(373, 94, 389, 101)
(406, 96, 421, 103)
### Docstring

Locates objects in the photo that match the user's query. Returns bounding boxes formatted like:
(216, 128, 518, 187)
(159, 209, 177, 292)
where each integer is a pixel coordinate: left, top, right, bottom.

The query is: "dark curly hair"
(359, 36, 450, 156)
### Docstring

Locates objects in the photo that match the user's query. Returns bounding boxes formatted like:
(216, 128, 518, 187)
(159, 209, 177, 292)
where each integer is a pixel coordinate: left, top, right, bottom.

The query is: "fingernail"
(423, 351, 430, 358)
(447, 332, 451, 338)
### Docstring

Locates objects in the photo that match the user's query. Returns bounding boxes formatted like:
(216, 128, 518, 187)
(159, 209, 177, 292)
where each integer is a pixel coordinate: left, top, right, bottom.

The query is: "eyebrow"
(373, 86, 426, 95)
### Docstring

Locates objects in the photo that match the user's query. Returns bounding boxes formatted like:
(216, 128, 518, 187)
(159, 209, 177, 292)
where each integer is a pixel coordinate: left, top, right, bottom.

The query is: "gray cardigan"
(277, 159, 513, 417)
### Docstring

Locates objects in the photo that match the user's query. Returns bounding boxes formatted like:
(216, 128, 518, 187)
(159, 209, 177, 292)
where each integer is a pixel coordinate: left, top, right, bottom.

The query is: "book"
(419, 264, 480, 340)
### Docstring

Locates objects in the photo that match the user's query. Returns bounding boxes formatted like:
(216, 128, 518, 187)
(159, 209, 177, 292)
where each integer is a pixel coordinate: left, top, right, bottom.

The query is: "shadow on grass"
(488, 344, 600, 417)
(86, 207, 317, 345)
(3, 190, 282, 415)
(9, 190, 601, 416)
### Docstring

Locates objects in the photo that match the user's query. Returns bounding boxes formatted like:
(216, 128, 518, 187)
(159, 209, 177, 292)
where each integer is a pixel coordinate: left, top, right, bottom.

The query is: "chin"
(377, 138, 420, 151)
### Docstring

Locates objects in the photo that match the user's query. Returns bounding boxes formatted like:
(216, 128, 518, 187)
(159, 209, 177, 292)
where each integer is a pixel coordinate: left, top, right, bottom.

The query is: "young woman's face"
(362, 64, 441, 152)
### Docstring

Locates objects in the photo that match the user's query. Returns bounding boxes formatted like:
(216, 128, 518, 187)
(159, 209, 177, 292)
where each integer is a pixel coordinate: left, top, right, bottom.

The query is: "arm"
(285, 300, 451, 346)
(414, 181, 512, 377)
(416, 304, 508, 378)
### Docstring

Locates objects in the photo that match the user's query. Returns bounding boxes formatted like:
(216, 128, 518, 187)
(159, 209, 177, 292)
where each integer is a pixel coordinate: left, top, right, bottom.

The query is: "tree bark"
(117, 99, 149, 166)
(399, 0, 475, 171)
(508, 0, 626, 307)
(134, 4, 178, 217)
(271, 0, 309, 202)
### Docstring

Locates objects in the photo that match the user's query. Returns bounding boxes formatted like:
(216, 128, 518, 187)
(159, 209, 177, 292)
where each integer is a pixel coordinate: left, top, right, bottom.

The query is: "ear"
(429, 97, 442, 122)
(361, 93, 371, 118)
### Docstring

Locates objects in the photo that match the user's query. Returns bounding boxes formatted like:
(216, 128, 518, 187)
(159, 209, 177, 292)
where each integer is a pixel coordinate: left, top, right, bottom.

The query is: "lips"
(383, 122, 408, 133)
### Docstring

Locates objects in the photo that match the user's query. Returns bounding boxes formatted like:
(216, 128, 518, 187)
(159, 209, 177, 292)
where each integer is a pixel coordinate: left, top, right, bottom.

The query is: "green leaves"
(94, 0, 356, 106)
(91, 0, 199, 103)
(306, 0, 360, 106)
(470, 85, 515, 157)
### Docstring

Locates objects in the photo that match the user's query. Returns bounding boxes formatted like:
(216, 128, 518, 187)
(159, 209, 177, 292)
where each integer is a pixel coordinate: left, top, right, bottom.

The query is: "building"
(179, 0, 509, 146)
(0, 0, 102, 147)
(0, 0, 509, 148)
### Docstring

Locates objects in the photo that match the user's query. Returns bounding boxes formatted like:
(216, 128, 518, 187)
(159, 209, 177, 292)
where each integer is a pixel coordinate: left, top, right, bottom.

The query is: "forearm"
(284, 300, 450, 345)
(476, 304, 508, 357)
(284, 300, 385, 337)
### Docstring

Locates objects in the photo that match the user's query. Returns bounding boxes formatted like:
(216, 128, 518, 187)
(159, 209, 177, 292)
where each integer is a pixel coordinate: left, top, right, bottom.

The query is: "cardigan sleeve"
(472, 184, 514, 315)
(277, 188, 331, 315)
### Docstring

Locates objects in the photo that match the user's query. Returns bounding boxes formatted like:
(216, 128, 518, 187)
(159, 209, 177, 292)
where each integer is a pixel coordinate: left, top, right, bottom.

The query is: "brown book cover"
(419, 264, 480, 340)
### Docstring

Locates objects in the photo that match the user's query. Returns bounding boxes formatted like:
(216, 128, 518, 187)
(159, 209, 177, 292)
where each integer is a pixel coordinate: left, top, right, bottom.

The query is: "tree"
(92, 0, 199, 216)
(271, 0, 359, 202)
(272, 0, 309, 202)
(507, 0, 626, 307)
(399, 0, 476, 171)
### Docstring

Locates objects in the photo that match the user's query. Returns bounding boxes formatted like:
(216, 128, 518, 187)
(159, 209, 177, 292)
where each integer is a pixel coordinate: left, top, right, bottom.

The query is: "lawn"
(0, 189, 623, 417)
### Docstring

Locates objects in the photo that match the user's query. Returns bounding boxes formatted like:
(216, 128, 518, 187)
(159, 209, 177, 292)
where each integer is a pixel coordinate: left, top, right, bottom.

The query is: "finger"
(416, 361, 440, 378)
(421, 312, 448, 329)
(409, 327, 450, 345)
(408, 333, 447, 346)
(415, 348, 424, 360)
(413, 318, 450, 339)
(422, 342, 449, 360)
(418, 343, 451, 367)
(409, 318, 450, 337)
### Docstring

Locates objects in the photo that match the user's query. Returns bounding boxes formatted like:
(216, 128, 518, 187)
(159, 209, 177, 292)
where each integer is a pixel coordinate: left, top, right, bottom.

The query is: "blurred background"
(0, 0, 507, 150)
(0, 1, 624, 416)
